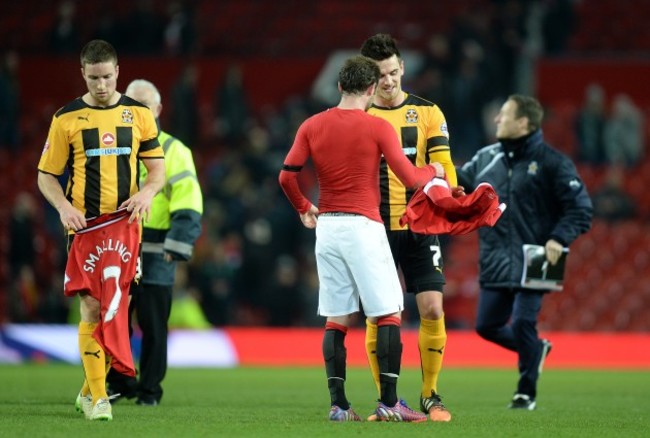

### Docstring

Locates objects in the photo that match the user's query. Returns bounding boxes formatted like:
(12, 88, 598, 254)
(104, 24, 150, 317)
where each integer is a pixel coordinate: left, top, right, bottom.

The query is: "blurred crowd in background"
(1, 0, 648, 331)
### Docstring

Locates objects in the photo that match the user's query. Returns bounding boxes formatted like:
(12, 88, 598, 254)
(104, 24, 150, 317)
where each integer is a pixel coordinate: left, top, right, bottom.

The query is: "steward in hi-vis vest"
(139, 130, 203, 285)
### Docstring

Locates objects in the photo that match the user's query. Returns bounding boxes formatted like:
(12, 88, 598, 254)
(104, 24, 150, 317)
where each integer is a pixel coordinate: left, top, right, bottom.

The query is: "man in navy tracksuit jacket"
(457, 95, 593, 410)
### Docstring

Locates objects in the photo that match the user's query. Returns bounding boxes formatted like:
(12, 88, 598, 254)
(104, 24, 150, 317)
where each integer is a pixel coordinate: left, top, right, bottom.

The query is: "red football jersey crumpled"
(400, 177, 506, 235)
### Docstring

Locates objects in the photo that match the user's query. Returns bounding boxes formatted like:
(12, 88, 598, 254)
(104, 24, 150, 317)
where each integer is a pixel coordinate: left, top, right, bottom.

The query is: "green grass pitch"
(0, 364, 648, 437)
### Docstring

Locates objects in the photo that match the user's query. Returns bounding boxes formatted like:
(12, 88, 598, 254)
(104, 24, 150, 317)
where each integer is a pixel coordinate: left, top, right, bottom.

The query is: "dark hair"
(80, 40, 118, 67)
(338, 55, 380, 95)
(360, 33, 401, 61)
(509, 94, 544, 131)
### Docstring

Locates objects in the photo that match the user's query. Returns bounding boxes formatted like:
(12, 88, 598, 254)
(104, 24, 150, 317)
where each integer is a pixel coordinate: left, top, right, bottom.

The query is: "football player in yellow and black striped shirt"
(361, 33, 458, 422)
(37, 40, 165, 421)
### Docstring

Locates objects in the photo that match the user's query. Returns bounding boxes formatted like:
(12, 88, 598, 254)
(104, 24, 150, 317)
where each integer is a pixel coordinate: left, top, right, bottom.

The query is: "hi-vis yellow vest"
(140, 131, 203, 231)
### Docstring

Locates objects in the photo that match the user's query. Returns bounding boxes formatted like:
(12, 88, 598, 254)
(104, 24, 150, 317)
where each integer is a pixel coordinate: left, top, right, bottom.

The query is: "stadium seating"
(569, 0, 650, 52)
(1, 0, 649, 331)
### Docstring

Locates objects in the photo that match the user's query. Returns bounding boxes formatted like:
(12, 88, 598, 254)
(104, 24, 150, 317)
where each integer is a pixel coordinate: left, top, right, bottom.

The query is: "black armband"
(282, 164, 302, 172)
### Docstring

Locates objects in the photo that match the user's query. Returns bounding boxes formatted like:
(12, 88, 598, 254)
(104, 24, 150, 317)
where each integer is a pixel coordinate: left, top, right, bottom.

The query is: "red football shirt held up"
(64, 210, 139, 376)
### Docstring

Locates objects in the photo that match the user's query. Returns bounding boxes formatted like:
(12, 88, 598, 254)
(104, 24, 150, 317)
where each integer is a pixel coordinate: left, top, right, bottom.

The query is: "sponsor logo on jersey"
(42, 140, 50, 155)
(527, 161, 539, 175)
(569, 178, 581, 189)
(402, 147, 416, 156)
(85, 147, 132, 157)
(83, 239, 133, 273)
(102, 132, 115, 146)
(121, 109, 134, 124)
(405, 108, 418, 124)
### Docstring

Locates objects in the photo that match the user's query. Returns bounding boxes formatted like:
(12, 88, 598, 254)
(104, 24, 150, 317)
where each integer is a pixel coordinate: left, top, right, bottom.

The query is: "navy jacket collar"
(500, 129, 544, 161)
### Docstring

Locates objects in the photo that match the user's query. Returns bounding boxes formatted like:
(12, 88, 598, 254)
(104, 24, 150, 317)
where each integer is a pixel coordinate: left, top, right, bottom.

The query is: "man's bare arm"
(37, 171, 86, 231)
(120, 158, 165, 223)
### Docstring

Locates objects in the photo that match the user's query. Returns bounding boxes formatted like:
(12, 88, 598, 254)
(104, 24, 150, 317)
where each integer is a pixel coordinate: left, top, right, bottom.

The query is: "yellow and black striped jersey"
(369, 93, 457, 230)
(38, 95, 164, 218)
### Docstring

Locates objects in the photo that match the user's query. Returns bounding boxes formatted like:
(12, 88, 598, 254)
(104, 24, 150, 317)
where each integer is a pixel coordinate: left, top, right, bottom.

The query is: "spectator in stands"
(447, 44, 489, 163)
(164, 1, 198, 55)
(48, 0, 81, 54)
(121, 0, 164, 54)
(603, 93, 645, 167)
(0, 51, 20, 151)
(7, 192, 37, 322)
(457, 94, 593, 411)
(492, 0, 529, 96)
(91, 8, 122, 48)
(575, 83, 607, 164)
(195, 233, 240, 326)
(541, 0, 577, 55)
(591, 164, 636, 221)
(263, 255, 303, 326)
(443, 11, 503, 162)
(8, 192, 36, 283)
(170, 64, 199, 148)
(421, 33, 453, 78)
(213, 64, 252, 146)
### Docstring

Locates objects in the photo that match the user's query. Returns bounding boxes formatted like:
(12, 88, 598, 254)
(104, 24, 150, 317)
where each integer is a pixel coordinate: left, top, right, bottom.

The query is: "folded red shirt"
(400, 177, 506, 235)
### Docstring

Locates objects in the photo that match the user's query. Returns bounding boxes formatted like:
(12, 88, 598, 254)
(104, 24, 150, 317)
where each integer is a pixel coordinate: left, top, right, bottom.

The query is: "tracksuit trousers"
(474, 287, 546, 399)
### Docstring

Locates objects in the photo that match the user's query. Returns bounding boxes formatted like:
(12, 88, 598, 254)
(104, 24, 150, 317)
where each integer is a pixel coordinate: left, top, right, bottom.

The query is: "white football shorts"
(315, 214, 404, 317)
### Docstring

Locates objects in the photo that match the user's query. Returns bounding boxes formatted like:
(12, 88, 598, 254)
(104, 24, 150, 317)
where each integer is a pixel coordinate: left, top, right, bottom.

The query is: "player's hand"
(545, 239, 564, 265)
(59, 202, 86, 231)
(300, 204, 319, 229)
(451, 186, 466, 198)
(120, 189, 155, 223)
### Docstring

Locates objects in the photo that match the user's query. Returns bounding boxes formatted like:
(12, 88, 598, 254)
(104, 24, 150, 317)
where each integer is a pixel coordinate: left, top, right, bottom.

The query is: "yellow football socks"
(365, 319, 381, 395)
(419, 315, 447, 396)
(78, 356, 110, 397)
(78, 321, 108, 403)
